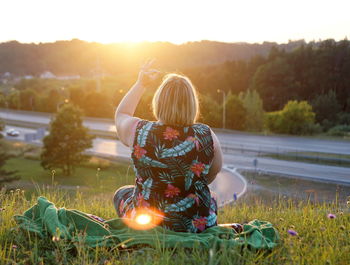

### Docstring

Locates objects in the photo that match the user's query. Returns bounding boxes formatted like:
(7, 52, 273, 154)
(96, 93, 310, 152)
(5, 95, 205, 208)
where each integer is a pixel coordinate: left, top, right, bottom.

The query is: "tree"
(0, 122, 19, 187)
(250, 57, 296, 111)
(311, 90, 341, 130)
(41, 104, 95, 176)
(198, 94, 221, 128)
(265, 100, 317, 135)
(224, 93, 247, 130)
(239, 89, 265, 131)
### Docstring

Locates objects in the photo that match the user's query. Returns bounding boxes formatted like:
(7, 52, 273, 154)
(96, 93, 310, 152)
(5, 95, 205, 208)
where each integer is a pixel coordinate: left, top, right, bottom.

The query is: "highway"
(2, 125, 246, 206)
(1, 109, 350, 187)
(2, 109, 350, 155)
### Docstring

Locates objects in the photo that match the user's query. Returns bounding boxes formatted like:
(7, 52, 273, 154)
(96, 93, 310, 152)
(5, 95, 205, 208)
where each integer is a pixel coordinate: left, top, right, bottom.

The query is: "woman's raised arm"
(115, 59, 159, 147)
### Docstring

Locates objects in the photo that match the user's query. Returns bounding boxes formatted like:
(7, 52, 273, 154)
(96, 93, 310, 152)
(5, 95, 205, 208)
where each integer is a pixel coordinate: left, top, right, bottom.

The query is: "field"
(0, 187, 349, 264)
(1, 141, 350, 264)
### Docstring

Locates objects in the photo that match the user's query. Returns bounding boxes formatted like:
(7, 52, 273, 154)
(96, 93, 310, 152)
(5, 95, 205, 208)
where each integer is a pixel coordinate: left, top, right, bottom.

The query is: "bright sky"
(2, 0, 349, 44)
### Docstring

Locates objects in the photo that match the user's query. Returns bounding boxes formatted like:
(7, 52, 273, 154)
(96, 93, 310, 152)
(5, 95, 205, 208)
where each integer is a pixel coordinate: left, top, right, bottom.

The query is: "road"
(1, 109, 350, 186)
(2, 125, 246, 206)
(2, 109, 350, 155)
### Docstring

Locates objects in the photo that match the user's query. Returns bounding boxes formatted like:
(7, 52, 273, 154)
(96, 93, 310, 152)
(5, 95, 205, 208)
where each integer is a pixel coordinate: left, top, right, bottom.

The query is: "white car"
(6, 129, 20, 137)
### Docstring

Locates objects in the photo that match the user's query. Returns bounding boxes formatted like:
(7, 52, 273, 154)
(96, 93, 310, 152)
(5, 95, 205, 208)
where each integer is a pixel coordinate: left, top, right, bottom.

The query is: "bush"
(265, 100, 317, 135)
(336, 112, 350, 125)
(327, 125, 350, 137)
(225, 93, 247, 130)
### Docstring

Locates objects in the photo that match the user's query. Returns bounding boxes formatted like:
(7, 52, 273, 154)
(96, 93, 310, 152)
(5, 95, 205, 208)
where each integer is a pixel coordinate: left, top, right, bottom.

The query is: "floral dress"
(115, 120, 217, 233)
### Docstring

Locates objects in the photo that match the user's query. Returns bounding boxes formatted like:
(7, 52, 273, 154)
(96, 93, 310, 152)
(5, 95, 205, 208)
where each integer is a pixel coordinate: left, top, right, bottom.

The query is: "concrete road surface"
(1, 109, 350, 155)
(2, 125, 247, 206)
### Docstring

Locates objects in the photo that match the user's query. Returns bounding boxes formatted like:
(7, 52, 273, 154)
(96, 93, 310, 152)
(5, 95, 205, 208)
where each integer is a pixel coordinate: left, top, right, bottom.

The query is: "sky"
(1, 0, 349, 44)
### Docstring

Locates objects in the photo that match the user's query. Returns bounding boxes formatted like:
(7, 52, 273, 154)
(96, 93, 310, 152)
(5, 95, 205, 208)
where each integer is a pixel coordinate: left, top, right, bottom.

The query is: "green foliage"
(265, 100, 318, 135)
(40, 104, 95, 176)
(0, 93, 5, 107)
(1, 39, 350, 134)
(327, 125, 350, 137)
(0, 119, 4, 135)
(250, 57, 296, 111)
(239, 89, 265, 131)
(311, 90, 341, 129)
(198, 94, 221, 127)
(224, 93, 247, 130)
(0, 140, 20, 187)
(7, 90, 20, 109)
(1, 187, 350, 264)
(18, 89, 37, 111)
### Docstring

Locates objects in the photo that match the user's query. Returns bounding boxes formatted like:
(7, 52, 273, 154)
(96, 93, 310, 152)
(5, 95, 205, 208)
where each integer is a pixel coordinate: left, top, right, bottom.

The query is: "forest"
(0, 38, 349, 135)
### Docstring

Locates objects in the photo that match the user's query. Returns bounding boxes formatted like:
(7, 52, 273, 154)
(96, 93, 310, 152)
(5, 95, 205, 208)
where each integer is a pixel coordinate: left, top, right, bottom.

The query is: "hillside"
(0, 39, 307, 76)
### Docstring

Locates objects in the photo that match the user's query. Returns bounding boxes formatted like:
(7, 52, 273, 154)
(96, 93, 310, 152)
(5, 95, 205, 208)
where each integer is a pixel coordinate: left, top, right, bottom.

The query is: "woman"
(113, 59, 223, 233)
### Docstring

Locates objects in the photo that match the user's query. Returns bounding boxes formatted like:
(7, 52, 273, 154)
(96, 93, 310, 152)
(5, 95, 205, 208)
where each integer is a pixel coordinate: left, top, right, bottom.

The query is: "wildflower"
(12, 245, 18, 250)
(133, 144, 147, 159)
(164, 184, 180, 198)
(287, 229, 298, 236)
(52, 236, 60, 242)
(163, 127, 180, 141)
(233, 193, 237, 201)
(327, 213, 336, 219)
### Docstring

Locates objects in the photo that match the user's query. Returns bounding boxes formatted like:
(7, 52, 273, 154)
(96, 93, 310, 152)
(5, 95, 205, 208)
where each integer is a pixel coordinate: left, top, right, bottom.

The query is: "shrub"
(327, 125, 350, 137)
(265, 100, 317, 135)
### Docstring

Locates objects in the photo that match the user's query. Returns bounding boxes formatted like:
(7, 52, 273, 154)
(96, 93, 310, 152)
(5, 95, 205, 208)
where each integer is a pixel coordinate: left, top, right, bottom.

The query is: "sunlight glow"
(1, 0, 349, 44)
(123, 208, 164, 230)
(135, 214, 152, 225)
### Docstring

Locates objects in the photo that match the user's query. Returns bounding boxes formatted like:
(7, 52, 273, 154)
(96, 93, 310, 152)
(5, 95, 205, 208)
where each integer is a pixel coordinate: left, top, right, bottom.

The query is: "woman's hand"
(137, 58, 160, 87)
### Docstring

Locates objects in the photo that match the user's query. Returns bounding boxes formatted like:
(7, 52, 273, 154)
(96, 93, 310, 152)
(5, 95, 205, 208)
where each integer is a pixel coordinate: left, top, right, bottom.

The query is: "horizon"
(2, 0, 349, 45)
(0, 37, 347, 46)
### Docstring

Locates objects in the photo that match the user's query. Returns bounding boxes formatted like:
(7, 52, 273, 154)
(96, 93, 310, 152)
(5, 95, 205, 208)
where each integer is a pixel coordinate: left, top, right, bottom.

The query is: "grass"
(240, 170, 350, 203)
(1, 140, 350, 264)
(2, 140, 134, 194)
(0, 187, 349, 264)
(262, 151, 350, 168)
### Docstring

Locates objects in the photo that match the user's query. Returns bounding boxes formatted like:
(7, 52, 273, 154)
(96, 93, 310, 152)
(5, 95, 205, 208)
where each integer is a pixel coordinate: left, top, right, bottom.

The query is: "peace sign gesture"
(137, 58, 160, 86)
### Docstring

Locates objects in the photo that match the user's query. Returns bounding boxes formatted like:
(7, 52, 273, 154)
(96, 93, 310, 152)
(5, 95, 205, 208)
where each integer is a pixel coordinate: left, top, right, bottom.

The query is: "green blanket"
(14, 197, 279, 250)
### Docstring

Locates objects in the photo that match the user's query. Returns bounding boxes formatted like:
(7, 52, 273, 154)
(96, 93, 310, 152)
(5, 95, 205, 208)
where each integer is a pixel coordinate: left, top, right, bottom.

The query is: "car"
(6, 129, 20, 137)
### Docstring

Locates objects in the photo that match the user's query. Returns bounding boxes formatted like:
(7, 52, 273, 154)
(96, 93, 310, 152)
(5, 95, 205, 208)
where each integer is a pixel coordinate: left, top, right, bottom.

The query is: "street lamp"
(217, 89, 226, 129)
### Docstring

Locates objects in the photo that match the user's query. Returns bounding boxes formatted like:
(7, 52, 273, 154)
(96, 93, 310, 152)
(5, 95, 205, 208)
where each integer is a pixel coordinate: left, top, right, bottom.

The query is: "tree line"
(0, 39, 350, 136)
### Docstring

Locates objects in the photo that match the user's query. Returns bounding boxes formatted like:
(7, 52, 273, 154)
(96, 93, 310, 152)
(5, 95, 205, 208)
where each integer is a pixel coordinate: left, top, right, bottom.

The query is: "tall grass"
(1, 185, 349, 265)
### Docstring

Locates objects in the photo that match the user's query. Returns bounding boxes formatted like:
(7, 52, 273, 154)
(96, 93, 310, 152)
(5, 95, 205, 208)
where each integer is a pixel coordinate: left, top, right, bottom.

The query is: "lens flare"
(135, 214, 152, 225)
(122, 207, 164, 230)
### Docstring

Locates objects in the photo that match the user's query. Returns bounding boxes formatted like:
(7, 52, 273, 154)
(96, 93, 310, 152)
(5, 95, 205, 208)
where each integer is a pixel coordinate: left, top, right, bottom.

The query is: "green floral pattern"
(120, 120, 216, 233)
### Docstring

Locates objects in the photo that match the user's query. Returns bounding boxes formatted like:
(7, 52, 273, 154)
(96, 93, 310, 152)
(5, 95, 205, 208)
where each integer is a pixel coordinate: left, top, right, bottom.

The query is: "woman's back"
(119, 119, 217, 232)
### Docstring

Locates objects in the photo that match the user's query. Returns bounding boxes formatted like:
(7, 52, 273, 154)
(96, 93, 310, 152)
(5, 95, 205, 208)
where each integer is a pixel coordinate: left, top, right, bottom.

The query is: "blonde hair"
(152, 73, 199, 126)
